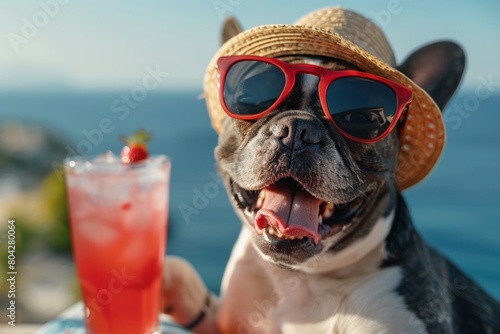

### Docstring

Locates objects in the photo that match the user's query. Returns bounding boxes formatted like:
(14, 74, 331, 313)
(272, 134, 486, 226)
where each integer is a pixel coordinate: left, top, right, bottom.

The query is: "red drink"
(65, 154, 170, 334)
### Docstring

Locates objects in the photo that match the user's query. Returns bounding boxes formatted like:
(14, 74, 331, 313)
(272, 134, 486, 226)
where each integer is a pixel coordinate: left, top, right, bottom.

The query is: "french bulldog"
(162, 11, 500, 334)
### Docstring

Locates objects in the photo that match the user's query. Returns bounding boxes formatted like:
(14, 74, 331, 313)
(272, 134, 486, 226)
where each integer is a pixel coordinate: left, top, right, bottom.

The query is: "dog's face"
(215, 56, 399, 271)
(213, 20, 465, 272)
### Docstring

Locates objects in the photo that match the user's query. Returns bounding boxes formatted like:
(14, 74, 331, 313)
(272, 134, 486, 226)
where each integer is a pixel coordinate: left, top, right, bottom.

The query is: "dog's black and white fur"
(165, 17, 500, 334)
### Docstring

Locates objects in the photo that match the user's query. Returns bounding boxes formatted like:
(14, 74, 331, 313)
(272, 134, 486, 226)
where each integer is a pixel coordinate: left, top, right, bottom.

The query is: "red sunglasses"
(217, 55, 413, 143)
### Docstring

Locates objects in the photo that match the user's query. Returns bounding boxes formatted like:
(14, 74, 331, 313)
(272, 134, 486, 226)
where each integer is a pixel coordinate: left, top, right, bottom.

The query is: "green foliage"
(40, 171, 71, 253)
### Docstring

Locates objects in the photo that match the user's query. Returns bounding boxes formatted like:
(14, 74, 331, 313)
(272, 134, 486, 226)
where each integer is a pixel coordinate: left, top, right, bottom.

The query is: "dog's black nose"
(271, 115, 323, 150)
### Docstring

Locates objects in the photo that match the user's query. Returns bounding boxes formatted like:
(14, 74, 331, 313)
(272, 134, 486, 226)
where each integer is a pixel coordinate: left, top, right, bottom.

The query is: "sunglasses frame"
(217, 55, 413, 143)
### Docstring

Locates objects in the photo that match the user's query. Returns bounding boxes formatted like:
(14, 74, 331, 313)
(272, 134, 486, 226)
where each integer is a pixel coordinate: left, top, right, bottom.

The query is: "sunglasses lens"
(326, 77, 397, 140)
(223, 61, 286, 116)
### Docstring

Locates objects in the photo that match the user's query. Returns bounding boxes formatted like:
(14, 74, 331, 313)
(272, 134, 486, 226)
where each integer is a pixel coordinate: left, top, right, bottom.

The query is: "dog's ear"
(397, 41, 465, 111)
(221, 17, 243, 45)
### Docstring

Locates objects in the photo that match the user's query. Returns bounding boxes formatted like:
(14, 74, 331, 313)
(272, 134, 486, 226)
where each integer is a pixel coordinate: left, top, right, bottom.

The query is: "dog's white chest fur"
(269, 267, 427, 334)
(220, 222, 428, 334)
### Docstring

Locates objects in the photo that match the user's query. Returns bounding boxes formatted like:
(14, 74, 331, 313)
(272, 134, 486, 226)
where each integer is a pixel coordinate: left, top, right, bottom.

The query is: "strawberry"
(120, 129, 153, 164)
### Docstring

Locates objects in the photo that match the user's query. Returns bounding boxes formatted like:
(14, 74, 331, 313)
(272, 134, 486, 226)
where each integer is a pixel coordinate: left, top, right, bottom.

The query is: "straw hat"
(204, 7, 445, 191)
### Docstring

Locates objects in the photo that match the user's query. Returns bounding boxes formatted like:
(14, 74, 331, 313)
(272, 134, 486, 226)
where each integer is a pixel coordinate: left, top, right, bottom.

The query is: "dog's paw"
(162, 256, 207, 321)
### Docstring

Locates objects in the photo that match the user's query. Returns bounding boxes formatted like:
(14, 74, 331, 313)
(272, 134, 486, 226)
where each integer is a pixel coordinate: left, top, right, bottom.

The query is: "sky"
(0, 0, 499, 91)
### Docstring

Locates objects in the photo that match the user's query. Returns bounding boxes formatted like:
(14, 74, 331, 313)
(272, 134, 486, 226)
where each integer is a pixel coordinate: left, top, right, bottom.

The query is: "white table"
(24, 302, 192, 334)
(0, 325, 41, 334)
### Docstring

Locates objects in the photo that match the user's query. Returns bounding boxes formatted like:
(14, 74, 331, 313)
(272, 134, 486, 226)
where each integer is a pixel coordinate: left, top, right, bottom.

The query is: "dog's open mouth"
(232, 177, 366, 245)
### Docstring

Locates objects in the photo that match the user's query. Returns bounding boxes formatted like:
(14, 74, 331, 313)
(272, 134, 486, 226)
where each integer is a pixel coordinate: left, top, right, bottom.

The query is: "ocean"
(1, 89, 499, 299)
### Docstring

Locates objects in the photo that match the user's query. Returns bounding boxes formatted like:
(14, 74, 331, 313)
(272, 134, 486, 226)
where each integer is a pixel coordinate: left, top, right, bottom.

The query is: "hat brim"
(204, 24, 445, 191)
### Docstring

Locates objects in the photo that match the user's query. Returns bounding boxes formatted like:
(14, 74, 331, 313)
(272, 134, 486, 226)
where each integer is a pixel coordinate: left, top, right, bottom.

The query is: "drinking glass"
(64, 153, 170, 334)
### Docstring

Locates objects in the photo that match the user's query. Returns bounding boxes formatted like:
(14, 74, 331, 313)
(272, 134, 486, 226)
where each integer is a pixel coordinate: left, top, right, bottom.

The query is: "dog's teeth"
(265, 225, 302, 240)
(244, 207, 252, 217)
(267, 226, 282, 237)
(258, 189, 266, 199)
(322, 209, 333, 219)
(322, 202, 335, 219)
(318, 215, 323, 225)
(256, 197, 264, 210)
(255, 190, 266, 210)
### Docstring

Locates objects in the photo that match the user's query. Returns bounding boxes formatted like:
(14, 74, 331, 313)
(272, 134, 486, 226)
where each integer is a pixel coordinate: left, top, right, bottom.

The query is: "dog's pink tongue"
(255, 185, 322, 244)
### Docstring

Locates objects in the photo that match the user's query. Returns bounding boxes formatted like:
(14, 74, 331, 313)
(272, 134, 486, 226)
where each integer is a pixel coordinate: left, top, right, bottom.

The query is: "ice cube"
(92, 150, 120, 164)
(150, 183, 168, 212)
(77, 221, 118, 244)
